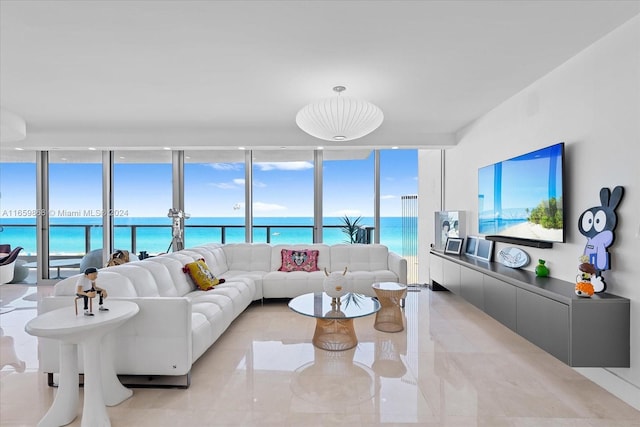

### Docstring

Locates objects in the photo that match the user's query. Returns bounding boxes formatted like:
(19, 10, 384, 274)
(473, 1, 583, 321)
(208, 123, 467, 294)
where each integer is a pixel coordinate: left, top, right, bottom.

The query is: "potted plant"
(339, 215, 363, 244)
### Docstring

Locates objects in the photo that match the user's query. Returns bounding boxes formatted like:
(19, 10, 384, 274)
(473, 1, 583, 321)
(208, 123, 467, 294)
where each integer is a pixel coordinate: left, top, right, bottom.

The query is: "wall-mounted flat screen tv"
(478, 142, 565, 244)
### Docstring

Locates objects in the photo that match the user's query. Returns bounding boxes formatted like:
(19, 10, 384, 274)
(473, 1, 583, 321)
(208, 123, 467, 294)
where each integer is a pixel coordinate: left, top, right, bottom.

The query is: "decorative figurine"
(323, 267, 350, 299)
(535, 259, 550, 277)
(577, 186, 624, 292)
(575, 256, 596, 298)
(76, 267, 109, 316)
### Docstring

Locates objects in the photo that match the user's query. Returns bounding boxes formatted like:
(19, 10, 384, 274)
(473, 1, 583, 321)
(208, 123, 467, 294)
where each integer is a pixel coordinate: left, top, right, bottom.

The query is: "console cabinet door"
(443, 260, 461, 295)
(460, 266, 484, 310)
(482, 275, 516, 331)
(516, 288, 569, 363)
(430, 254, 444, 286)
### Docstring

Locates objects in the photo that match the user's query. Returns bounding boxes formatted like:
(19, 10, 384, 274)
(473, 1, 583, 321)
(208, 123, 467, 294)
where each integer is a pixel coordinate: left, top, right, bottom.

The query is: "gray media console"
(429, 251, 630, 367)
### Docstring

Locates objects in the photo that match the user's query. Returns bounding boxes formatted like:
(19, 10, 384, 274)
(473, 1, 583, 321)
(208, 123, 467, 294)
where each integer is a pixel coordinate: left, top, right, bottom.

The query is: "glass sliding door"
(113, 150, 172, 257)
(322, 150, 375, 245)
(184, 150, 246, 245)
(48, 150, 103, 279)
(252, 150, 314, 244)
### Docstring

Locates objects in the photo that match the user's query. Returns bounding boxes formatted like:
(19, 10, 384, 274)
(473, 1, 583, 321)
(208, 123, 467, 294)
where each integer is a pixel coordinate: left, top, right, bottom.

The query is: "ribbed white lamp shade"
(296, 90, 383, 142)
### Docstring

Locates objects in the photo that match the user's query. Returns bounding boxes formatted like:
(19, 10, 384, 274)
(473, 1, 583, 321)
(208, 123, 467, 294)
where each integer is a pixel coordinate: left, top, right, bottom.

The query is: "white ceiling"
(1, 0, 639, 152)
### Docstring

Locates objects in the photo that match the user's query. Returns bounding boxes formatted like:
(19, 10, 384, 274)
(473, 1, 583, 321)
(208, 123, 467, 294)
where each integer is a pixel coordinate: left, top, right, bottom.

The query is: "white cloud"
(208, 163, 242, 171)
(381, 194, 396, 200)
(209, 182, 237, 189)
(255, 161, 313, 171)
(233, 178, 245, 185)
(253, 201, 287, 212)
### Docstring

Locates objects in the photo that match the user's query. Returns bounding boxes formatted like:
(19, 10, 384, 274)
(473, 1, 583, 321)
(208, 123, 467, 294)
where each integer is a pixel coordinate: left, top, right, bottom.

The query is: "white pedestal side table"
(25, 300, 139, 427)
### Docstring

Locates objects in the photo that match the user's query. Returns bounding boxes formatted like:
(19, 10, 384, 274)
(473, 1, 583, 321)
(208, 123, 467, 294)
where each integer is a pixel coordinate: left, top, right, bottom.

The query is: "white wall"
(420, 15, 640, 391)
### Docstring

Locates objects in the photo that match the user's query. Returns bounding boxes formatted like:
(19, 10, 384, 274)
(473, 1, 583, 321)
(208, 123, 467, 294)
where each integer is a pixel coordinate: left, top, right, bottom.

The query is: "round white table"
(23, 258, 84, 279)
(25, 300, 139, 427)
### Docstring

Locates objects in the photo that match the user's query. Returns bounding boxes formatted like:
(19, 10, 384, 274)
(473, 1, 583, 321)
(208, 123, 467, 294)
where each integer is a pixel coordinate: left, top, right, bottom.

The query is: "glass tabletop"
(288, 292, 380, 320)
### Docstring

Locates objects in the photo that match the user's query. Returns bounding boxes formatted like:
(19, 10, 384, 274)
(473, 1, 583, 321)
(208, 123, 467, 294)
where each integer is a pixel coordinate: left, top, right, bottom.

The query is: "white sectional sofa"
(38, 243, 407, 386)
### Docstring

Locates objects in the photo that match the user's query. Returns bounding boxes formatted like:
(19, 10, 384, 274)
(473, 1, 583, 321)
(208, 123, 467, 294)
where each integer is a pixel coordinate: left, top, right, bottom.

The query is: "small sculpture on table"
(323, 267, 350, 303)
(76, 267, 109, 316)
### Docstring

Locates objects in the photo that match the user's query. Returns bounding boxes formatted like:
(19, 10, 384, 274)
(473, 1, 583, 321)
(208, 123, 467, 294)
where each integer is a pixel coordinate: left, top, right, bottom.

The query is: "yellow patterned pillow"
(182, 258, 224, 291)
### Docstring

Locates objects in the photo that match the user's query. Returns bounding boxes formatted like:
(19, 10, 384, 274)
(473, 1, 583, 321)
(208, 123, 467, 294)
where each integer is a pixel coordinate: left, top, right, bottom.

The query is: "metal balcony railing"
(0, 223, 374, 256)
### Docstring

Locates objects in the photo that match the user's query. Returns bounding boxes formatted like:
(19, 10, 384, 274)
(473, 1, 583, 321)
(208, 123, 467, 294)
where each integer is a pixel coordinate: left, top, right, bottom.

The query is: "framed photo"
(464, 236, 495, 262)
(464, 236, 478, 256)
(444, 237, 464, 255)
(475, 238, 494, 261)
(434, 211, 466, 251)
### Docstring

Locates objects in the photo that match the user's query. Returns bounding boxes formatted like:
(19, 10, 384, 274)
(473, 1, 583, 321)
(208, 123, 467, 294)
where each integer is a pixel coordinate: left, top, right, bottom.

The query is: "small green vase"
(535, 259, 549, 277)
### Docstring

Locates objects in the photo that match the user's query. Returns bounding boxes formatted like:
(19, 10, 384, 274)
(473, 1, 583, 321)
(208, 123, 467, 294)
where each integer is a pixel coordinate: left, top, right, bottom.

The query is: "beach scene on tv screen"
(478, 144, 564, 242)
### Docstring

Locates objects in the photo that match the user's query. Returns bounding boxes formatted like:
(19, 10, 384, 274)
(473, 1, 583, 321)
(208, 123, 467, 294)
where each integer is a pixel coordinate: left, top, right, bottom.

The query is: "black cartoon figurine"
(577, 186, 624, 292)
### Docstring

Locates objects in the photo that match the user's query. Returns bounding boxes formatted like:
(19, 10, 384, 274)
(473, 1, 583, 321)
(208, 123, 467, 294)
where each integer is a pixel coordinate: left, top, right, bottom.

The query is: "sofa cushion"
(330, 244, 390, 272)
(183, 258, 222, 291)
(146, 255, 195, 296)
(103, 263, 160, 297)
(271, 244, 331, 272)
(127, 260, 179, 297)
(278, 248, 320, 272)
(223, 243, 272, 272)
(190, 246, 229, 277)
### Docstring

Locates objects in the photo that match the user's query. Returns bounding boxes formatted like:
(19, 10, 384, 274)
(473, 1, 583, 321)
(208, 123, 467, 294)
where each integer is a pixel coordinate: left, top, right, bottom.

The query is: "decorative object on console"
(296, 86, 383, 142)
(577, 186, 624, 293)
(497, 246, 530, 268)
(279, 249, 320, 272)
(434, 211, 466, 251)
(464, 236, 478, 256)
(183, 258, 224, 291)
(444, 237, 464, 255)
(535, 259, 550, 277)
(463, 236, 494, 262)
(323, 267, 350, 299)
(575, 257, 596, 298)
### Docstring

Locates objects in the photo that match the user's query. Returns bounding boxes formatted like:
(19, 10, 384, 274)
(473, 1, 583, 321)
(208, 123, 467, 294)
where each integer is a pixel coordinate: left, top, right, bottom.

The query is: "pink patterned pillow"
(279, 249, 320, 272)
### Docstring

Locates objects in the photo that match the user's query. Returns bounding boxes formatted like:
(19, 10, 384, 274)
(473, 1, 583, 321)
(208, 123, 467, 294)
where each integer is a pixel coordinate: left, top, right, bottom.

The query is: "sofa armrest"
(388, 252, 408, 284)
(38, 296, 193, 376)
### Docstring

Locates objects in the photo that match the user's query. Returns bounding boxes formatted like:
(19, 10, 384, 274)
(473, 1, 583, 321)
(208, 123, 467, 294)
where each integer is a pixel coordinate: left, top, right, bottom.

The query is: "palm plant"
(339, 215, 363, 243)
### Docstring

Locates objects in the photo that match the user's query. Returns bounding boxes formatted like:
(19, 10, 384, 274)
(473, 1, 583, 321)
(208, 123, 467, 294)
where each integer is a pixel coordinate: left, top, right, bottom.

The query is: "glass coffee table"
(288, 292, 380, 351)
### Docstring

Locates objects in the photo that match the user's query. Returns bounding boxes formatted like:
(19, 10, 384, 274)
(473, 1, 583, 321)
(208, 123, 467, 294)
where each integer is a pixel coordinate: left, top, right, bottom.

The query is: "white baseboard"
(574, 367, 640, 411)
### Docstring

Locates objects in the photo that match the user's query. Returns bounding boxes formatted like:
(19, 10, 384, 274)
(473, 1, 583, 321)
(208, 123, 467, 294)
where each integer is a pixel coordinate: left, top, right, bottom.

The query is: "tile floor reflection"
(1, 284, 638, 426)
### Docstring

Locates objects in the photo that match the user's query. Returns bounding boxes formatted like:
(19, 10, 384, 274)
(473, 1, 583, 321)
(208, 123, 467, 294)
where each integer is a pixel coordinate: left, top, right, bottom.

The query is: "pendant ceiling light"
(296, 86, 383, 142)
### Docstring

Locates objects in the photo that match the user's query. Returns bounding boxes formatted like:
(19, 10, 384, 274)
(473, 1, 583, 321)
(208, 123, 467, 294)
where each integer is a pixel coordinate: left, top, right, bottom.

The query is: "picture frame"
(474, 238, 494, 261)
(464, 235, 495, 262)
(444, 237, 464, 255)
(464, 236, 478, 256)
(434, 211, 466, 251)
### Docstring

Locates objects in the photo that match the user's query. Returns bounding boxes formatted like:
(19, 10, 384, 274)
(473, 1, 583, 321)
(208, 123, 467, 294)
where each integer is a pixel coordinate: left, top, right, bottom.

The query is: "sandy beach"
(498, 221, 562, 241)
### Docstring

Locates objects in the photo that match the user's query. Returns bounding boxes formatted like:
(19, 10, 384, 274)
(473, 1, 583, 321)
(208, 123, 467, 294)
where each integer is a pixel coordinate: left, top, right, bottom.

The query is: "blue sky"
(0, 149, 417, 218)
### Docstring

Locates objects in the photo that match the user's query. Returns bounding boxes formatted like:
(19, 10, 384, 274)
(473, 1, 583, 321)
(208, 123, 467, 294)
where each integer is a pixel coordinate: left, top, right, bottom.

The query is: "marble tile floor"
(1, 283, 639, 426)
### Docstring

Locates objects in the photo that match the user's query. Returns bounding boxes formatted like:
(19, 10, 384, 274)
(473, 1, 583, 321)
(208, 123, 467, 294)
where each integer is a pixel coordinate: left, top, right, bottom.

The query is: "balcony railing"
(0, 223, 374, 256)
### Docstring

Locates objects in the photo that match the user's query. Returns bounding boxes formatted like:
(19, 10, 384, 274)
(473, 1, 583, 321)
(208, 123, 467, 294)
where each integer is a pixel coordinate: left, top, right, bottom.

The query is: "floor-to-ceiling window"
(113, 150, 172, 256)
(380, 149, 418, 281)
(48, 151, 102, 278)
(184, 150, 246, 245)
(379, 149, 418, 252)
(322, 150, 375, 244)
(0, 150, 37, 282)
(252, 150, 315, 243)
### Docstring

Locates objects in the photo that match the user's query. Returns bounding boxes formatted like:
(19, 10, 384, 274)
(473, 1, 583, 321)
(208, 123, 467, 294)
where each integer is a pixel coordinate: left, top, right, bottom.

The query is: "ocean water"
(0, 217, 410, 256)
